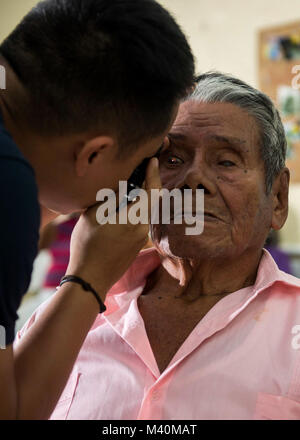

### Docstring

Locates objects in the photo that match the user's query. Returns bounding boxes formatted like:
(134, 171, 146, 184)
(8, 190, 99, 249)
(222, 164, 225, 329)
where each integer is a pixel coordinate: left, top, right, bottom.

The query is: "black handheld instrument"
(117, 145, 163, 211)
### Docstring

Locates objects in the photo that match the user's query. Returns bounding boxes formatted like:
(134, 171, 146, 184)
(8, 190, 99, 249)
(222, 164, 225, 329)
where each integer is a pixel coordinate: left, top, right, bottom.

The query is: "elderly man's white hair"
(185, 72, 287, 194)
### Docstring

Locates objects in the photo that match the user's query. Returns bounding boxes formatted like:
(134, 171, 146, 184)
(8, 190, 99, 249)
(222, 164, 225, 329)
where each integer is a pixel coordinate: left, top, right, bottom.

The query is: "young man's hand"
(66, 157, 162, 299)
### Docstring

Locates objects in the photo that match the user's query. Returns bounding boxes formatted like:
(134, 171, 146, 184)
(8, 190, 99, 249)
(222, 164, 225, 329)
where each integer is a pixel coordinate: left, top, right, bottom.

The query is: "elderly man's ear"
(271, 167, 290, 230)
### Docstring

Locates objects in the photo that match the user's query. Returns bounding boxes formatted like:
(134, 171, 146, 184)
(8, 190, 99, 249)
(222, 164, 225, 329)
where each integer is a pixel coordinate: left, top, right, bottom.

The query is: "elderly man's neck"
(148, 248, 263, 302)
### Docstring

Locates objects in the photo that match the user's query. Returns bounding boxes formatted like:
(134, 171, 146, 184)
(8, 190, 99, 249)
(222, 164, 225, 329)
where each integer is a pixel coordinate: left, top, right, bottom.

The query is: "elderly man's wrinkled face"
(151, 101, 275, 260)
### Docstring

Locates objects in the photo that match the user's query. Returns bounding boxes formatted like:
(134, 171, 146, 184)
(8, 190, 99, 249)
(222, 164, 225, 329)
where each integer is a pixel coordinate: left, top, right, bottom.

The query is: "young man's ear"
(271, 167, 290, 230)
(74, 136, 116, 177)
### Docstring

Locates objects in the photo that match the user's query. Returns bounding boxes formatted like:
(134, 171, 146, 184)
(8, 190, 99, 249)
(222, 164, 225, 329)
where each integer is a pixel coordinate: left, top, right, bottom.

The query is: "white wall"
(159, 0, 300, 86)
(2, 0, 300, 87)
(0, 0, 39, 42)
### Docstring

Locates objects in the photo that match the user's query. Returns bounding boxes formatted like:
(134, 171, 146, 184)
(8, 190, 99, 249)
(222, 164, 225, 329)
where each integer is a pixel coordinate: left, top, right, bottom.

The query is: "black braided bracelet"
(59, 275, 106, 313)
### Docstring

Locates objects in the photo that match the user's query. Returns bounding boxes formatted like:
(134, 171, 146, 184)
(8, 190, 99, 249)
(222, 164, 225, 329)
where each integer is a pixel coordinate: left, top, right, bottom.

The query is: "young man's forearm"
(14, 282, 101, 420)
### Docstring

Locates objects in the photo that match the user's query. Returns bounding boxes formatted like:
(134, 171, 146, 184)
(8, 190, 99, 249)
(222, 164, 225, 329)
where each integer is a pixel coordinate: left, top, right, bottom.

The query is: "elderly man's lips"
(169, 212, 222, 221)
(203, 213, 220, 222)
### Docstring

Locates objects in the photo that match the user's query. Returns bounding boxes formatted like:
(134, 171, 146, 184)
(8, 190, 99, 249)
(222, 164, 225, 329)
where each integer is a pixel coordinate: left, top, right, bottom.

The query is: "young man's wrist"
(65, 265, 109, 297)
(57, 279, 107, 312)
(59, 275, 106, 313)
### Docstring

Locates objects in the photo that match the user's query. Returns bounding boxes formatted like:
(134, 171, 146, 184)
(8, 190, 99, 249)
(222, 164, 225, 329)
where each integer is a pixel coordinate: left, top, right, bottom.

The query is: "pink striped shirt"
(16, 248, 300, 420)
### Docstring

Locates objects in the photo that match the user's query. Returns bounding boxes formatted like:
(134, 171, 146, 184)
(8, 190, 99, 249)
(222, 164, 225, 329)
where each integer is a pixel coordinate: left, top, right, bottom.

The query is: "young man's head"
(0, 0, 194, 213)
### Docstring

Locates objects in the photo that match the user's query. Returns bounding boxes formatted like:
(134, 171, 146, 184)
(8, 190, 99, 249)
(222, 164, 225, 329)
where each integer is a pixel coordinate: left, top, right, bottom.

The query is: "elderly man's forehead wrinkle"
(173, 115, 221, 129)
(188, 112, 224, 124)
(212, 135, 246, 145)
(168, 132, 249, 153)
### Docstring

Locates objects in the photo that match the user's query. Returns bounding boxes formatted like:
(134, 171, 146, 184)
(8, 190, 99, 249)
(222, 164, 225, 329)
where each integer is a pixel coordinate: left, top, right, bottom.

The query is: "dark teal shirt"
(0, 110, 40, 345)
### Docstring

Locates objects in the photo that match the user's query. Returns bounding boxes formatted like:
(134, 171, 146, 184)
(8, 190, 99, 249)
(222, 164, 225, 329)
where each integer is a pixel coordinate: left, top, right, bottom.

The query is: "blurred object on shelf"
(263, 33, 300, 61)
(277, 85, 300, 117)
(259, 20, 300, 183)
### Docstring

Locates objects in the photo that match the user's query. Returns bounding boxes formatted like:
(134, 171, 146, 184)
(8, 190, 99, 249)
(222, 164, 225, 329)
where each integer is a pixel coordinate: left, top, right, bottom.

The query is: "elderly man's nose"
(183, 166, 215, 194)
(181, 183, 210, 195)
(197, 183, 210, 194)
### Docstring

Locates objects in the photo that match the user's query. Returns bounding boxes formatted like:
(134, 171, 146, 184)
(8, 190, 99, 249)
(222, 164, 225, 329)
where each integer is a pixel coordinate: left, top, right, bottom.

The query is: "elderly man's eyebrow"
(168, 133, 188, 142)
(168, 133, 247, 144)
(211, 135, 247, 147)
(167, 133, 248, 150)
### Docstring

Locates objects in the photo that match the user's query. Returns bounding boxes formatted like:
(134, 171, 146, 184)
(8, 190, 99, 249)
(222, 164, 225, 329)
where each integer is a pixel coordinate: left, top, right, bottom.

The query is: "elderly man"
(17, 72, 300, 420)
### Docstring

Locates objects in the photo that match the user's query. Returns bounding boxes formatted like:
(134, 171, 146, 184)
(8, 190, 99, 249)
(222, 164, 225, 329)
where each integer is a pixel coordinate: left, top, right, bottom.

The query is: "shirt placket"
(137, 286, 271, 419)
(104, 286, 161, 378)
(104, 280, 267, 420)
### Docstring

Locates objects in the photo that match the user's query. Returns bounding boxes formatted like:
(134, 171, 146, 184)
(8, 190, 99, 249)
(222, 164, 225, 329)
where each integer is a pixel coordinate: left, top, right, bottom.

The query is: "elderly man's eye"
(219, 160, 235, 167)
(162, 155, 184, 167)
(164, 155, 184, 166)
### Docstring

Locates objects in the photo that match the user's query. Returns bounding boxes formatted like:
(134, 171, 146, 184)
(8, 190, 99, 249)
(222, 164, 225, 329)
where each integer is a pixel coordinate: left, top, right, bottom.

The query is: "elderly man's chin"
(150, 223, 228, 260)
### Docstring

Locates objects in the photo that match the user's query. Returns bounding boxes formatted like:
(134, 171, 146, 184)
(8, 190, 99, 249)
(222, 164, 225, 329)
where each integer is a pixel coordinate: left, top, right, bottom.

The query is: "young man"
(0, 0, 194, 419)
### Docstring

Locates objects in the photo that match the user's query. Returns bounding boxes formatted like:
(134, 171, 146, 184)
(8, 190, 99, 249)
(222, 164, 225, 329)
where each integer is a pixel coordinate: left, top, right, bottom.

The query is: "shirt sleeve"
(0, 157, 40, 346)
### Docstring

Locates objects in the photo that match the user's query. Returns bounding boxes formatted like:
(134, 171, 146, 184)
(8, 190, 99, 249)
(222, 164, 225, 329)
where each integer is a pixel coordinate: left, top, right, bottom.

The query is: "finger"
(145, 157, 162, 225)
(145, 157, 162, 192)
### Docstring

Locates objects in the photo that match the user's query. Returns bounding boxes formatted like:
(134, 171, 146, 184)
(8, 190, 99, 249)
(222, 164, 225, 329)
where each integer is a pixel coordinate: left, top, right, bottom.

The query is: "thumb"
(145, 157, 162, 192)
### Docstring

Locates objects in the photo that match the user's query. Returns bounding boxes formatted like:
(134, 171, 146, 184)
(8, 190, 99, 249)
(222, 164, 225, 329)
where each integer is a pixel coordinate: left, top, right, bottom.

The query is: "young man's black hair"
(0, 0, 195, 151)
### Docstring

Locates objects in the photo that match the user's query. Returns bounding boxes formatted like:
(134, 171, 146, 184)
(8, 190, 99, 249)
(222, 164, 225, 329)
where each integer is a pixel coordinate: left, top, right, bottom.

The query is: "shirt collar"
(106, 247, 161, 297)
(103, 246, 299, 316)
(254, 248, 298, 292)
